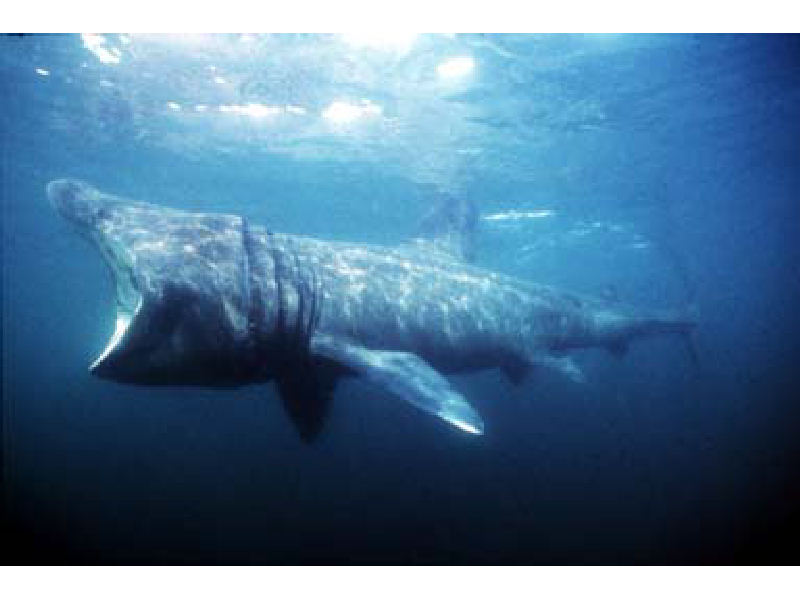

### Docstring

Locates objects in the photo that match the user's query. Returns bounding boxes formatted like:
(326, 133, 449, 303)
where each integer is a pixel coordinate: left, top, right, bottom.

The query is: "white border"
(2, 2, 800, 33)
(1, 566, 800, 600)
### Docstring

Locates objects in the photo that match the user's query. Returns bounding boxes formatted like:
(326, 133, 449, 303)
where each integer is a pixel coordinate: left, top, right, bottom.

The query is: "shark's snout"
(48, 178, 144, 376)
(47, 178, 103, 230)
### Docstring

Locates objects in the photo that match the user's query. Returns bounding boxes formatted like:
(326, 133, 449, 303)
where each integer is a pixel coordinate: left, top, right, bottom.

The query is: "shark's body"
(48, 179, 696, 439)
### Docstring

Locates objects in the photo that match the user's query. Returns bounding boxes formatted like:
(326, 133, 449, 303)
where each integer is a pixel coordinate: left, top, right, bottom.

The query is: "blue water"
(2, 33, 799, 564)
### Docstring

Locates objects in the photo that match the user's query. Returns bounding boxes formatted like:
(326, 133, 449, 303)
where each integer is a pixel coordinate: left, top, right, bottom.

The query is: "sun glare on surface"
(322, 100, 383, 124)
(436, 56, 475, 79)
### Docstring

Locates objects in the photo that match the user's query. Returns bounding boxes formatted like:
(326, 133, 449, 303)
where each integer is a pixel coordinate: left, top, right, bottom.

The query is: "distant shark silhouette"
(48, 179, 696, 440)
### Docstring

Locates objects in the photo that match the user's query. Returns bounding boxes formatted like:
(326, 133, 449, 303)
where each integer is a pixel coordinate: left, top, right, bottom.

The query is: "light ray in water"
(483, 209, 555, 221)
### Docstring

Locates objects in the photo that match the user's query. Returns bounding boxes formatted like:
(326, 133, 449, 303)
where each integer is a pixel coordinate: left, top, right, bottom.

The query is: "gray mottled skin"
(48, 179, 695, 435)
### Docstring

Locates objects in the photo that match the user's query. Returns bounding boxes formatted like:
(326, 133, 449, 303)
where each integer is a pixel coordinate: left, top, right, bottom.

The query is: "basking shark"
(48, 179, 696, 440)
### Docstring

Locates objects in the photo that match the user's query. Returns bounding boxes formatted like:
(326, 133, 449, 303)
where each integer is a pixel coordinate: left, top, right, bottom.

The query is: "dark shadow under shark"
(48, 179, 696, 440)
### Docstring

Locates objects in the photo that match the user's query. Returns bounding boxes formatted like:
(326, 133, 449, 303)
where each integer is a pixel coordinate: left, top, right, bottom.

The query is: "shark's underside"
(48, 179, 696, 440)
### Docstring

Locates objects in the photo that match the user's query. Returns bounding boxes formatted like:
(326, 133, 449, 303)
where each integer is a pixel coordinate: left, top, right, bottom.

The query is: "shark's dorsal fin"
(409, 190, 478, 262)
(310, 334, 484, 435)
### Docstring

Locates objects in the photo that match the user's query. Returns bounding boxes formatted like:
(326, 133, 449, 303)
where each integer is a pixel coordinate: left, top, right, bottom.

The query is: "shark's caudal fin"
(597, 306, 699, 364)
(310, 334, 484, 435)
(411, 190, 478, 262)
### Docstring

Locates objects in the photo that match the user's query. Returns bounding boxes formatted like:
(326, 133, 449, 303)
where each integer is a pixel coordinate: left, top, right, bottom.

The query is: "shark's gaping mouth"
(47, 178, 143, 373)
(48, 178, 265, 384)
(89, 303, 137, 371)
(87, 245, 142, 374)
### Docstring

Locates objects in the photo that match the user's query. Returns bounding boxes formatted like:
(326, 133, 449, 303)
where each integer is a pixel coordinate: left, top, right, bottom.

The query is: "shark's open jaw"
(47, 178, 143, 373)
(89, 302, 136, 371)
(90, 261, 142, 373)
(87, 226, 144, 374)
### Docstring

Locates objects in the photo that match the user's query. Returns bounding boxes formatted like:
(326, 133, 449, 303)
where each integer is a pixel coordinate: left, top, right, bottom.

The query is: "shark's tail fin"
(645, 304, 699, 336)
(636, 305, 701, 371)
(602, 304, 699, 365)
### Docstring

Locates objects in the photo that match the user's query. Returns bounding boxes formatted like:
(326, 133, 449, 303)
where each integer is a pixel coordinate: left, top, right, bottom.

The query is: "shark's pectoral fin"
(275, 356, 341, 442)
(310, 334, 484, 435)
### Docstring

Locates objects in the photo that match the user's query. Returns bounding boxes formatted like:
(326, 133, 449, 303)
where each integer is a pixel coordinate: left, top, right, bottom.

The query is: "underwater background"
(1, 33, 799, 564)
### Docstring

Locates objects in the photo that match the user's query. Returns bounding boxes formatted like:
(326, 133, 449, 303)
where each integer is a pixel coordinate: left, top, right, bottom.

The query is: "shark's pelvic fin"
(532, 354, 585, 383)
(310, 334, 484, 435)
